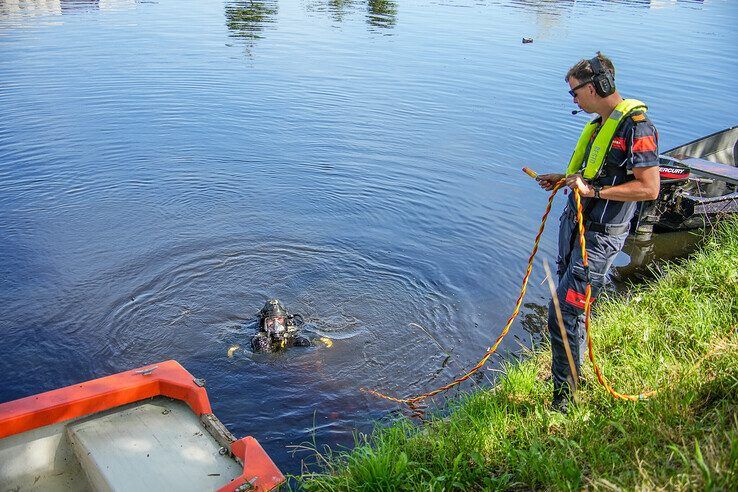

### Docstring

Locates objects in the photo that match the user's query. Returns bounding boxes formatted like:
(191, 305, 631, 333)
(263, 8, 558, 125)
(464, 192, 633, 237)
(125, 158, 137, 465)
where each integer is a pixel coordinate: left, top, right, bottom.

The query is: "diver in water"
(251, 299, 311, 353)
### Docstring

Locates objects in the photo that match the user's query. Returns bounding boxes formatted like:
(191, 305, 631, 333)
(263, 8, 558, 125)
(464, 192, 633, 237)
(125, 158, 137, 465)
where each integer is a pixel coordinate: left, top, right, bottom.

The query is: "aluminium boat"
(634, 125, 738, 237)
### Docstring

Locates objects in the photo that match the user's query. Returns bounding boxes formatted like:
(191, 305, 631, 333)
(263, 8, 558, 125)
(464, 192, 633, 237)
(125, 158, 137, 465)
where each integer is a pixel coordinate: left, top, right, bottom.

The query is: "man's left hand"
(565, 174, 594, 197)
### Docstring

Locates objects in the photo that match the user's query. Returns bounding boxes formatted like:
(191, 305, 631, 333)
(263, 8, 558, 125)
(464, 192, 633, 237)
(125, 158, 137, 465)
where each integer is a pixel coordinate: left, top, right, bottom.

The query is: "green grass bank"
(298, 218, 738, 491)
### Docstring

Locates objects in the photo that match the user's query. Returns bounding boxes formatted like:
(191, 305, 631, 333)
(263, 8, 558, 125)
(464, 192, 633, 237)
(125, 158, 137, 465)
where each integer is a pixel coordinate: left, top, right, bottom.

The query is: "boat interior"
(0, 397, 243, 491)
(666, 125, 738, 167)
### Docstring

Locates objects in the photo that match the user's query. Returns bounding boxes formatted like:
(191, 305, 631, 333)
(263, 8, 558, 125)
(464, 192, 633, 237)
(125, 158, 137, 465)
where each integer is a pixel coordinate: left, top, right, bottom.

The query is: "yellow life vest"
(566, 98, 648, 179)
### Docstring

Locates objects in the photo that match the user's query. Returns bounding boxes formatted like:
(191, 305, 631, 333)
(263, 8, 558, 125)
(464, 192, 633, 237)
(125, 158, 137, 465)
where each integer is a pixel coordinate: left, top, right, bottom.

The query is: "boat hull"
(0, 360, 285, 492)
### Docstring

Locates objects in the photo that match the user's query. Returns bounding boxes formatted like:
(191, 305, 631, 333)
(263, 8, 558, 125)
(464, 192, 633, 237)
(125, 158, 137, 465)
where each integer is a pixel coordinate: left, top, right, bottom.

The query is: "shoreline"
(298, 218, 738, 490)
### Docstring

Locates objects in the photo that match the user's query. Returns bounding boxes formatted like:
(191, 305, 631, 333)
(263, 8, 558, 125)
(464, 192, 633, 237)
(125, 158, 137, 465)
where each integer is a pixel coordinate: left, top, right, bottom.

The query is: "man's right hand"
(536, 173, 565, 191)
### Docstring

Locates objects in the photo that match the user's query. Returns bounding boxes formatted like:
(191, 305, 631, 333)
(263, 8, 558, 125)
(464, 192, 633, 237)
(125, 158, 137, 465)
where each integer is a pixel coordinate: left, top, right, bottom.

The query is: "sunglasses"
(568, 79, 593, 97)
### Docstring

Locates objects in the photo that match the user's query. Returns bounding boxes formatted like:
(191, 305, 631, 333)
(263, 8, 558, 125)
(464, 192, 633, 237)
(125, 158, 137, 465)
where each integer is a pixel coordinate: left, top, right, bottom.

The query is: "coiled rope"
(363, 179, 656, 405)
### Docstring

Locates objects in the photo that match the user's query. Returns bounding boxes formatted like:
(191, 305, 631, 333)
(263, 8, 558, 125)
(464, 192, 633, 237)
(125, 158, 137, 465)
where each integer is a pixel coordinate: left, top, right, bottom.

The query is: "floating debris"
(319, 337, 333, 348)
(227, 344, 240, 358)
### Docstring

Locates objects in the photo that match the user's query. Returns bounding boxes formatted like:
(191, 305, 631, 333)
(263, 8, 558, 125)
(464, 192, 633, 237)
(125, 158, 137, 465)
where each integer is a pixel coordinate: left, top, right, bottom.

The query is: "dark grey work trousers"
(548, 206, 629, 399)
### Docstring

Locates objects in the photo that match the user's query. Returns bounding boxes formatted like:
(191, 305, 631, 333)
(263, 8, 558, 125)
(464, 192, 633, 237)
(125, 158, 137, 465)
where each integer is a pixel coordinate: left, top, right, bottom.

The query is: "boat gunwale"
(0, 360, 212, 439)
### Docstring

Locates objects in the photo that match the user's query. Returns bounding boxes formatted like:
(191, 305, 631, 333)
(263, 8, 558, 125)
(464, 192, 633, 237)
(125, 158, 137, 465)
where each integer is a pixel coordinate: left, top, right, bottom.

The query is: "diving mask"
(265, 316, 286, 336)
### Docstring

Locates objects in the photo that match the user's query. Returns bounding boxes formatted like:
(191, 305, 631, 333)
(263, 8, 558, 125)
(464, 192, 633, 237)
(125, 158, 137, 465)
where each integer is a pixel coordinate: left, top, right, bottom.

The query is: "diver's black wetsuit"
(251, 331, 310, 353)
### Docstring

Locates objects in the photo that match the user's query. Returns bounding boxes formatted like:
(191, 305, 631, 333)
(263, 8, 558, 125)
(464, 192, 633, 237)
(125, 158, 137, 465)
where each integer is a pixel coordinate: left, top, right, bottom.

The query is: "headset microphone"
(571, 109, 584, 115)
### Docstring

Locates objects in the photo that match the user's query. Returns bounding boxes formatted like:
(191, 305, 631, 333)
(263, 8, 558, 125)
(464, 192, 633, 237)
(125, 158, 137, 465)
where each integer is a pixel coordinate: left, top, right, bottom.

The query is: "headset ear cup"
(596, 76, 611, 97)
(589, 55, 616, 97)
(602, 75, 615, 96)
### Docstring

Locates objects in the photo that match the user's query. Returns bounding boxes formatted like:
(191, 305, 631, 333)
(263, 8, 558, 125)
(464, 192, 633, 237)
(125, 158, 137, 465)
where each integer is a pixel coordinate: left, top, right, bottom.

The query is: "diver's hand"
(565, 173, 594, 197)
(536, 173, 565, 191)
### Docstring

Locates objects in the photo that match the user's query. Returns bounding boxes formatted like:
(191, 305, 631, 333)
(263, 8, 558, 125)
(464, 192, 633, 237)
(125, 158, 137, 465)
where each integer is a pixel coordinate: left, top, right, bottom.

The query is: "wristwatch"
(593, 186, 602, 199)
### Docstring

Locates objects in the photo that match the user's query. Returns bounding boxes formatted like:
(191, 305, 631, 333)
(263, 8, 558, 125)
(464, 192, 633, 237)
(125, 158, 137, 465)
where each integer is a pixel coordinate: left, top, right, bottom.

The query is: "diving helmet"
(259, 299, 289, 338)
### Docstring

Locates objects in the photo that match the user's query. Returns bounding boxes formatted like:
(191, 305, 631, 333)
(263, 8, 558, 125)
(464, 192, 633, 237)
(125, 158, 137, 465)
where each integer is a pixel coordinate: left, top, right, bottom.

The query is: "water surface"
(1, 0, 736, 475)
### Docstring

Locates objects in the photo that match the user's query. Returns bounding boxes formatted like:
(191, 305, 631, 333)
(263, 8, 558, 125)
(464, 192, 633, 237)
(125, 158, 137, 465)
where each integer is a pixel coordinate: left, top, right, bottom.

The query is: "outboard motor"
(252, 299, 310, 352)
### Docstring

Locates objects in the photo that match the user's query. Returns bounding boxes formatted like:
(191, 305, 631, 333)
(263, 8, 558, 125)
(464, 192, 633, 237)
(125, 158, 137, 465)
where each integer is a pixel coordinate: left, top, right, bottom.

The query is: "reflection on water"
(0, 0, 135, 17)
(323, 0, 354, 23)
(224, 0, 279, 54)
(615, 230, 705, 282)
(225, 0, 278, 40)
(224, 0, 396, 54)
(60, 0, 99, 13)
(508, 0, 574, 40)
(509, 0, 574, 17)
(304, 0, 396, 32)
(366, 0, 396, 30)
(0, 0, 708, 24)
(520, 301, 547, 336)
(507, 0, 706, 12)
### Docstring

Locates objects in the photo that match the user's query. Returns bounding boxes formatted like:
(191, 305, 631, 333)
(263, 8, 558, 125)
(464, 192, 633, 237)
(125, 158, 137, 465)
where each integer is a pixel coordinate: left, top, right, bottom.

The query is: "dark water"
(1, 0, 736, 475)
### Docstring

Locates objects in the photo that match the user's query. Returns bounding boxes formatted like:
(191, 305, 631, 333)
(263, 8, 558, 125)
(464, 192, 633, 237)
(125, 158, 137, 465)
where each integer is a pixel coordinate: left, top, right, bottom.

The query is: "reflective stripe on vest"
(566, 99, 648, 179)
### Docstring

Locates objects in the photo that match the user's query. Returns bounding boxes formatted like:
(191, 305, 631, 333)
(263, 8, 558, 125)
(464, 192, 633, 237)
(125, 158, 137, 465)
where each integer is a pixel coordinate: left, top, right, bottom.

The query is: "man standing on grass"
(535, 52, 661, 413)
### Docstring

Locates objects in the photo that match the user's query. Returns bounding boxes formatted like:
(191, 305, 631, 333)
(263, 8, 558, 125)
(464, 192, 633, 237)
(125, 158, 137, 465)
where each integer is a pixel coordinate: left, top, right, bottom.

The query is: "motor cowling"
(659, 164, 690, 181)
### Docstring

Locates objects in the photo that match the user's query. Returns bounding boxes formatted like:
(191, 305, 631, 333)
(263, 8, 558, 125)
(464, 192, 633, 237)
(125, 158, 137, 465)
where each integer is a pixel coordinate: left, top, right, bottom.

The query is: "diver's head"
(259, 299, 289, 337)
(260, 299, 288, 319)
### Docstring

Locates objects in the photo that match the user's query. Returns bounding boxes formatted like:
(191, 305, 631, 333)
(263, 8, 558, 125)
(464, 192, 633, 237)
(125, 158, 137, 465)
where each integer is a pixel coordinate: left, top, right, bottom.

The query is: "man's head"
(259, 299, 288, 334)
(566, 52, 617, 113)
(566, 52, 615, 86)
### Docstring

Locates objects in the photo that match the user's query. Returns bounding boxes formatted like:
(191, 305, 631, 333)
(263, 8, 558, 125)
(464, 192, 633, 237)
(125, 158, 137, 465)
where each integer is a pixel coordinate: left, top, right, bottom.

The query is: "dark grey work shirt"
(567, 111, 659, 226)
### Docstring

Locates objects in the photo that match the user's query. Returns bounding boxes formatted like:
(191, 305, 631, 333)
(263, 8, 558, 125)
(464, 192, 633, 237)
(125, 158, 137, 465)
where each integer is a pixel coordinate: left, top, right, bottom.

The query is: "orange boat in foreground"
(0, 360, 285, 491)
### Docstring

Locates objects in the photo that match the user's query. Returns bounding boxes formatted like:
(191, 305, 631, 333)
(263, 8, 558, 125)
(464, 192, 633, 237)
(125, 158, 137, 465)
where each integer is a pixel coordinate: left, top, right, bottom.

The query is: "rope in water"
(363, 179, 656, 405)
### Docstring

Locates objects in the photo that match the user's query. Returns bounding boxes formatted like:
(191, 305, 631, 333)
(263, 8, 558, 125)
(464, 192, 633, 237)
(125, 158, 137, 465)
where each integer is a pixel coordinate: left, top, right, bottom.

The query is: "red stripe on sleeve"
(611, 137, 626, 151)
(632, 135, 657, 152)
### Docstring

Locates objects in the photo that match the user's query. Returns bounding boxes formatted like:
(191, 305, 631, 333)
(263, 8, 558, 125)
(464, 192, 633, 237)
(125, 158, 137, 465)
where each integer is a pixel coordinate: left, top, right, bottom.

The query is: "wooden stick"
(542, 260, 578, 392)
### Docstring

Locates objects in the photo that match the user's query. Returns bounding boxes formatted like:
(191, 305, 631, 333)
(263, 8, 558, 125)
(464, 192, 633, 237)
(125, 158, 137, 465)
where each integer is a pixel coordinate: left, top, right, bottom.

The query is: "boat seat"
(66, 398, 241, 492)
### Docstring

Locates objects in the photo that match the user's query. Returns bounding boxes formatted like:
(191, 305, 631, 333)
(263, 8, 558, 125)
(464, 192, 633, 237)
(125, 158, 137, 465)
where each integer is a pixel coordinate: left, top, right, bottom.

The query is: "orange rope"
(363, 179, 656, 405)
(574, 190, 657, 401)
(362, 180, 565, 405)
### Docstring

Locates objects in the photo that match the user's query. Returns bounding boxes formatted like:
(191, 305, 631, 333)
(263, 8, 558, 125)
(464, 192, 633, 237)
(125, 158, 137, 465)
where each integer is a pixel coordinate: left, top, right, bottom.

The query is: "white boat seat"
(66, 398, 242, 492)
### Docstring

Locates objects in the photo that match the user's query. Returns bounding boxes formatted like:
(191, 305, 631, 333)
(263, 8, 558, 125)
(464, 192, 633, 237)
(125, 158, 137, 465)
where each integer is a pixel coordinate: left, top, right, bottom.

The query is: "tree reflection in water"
(224, 0, 398, 57)
(520, 301, 548, 339)
(305, 0, 397, 31)
(366, 0, 396, 30)
(324, 0, 356, 23)
(224, 0, 279, 55)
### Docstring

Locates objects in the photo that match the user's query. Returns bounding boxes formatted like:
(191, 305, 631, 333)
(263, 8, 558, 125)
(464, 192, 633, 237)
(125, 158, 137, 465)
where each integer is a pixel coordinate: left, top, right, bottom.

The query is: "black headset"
(589, 55, 616, 97)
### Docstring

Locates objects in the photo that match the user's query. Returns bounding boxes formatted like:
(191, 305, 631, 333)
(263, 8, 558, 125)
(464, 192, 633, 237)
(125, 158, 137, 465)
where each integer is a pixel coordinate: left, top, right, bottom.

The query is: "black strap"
(584, 220, 630, 235)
